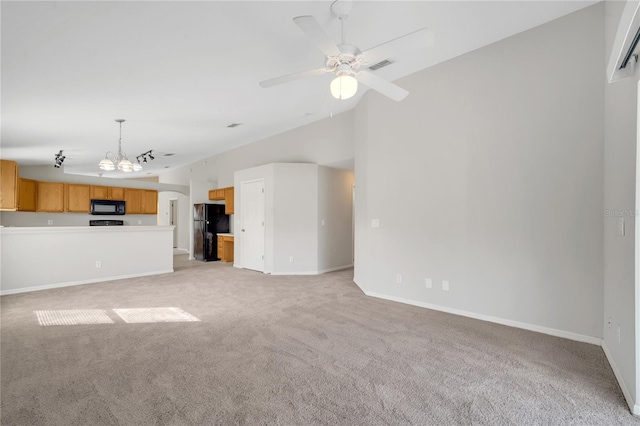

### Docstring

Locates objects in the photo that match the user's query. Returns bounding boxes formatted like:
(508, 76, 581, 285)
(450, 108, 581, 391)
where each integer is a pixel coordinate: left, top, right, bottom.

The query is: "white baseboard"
(363, 290, 602, 346)
(602, 341, 640, 415)
(0, 269, 174, 296)
(318, 264, 354, 274)
(270, 264, 354, 276)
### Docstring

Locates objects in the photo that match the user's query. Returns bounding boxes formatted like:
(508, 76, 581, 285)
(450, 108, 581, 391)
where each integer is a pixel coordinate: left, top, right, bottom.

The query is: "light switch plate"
(371, 219, 380, 228)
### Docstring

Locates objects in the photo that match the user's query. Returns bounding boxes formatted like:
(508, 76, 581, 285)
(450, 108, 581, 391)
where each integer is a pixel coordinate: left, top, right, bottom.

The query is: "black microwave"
(90, 199, 126, 215)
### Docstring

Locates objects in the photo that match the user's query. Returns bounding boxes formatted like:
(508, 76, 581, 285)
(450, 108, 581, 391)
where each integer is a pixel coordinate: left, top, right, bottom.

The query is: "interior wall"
(603, 0, 639, 408)
(272, 163, 319, 274)
(355, 4, 605, 340)
(318, 166, 355, 272)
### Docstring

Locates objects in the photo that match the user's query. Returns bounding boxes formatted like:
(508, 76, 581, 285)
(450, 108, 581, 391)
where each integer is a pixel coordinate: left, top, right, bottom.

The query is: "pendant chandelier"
(98, 119, 142, 173)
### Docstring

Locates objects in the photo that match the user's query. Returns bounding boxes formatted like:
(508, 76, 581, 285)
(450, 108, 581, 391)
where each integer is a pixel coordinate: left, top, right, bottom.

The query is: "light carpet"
(1, 255, 638, 425)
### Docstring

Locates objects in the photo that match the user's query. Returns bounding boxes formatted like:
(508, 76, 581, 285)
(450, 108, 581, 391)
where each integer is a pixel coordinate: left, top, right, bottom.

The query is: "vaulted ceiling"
(1, 1, 596, 177)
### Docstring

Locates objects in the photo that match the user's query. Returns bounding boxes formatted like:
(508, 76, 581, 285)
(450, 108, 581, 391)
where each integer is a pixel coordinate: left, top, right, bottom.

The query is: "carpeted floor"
(1, 255, 638, 425)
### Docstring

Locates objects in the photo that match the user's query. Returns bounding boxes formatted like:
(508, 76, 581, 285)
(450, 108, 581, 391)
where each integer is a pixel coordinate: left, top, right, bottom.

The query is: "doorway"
(240, 179, 265, 272)
(169, 199, 178, 249)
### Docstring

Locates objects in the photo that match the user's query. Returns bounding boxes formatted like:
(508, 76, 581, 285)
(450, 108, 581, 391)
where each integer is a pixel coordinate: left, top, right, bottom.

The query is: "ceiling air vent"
(368, 59, 394, 71)
(227, 123, 243, 128)
(163, 153, 174, 157)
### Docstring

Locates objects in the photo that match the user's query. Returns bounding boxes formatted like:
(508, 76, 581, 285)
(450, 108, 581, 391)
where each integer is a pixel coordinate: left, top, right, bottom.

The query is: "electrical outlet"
(138, 220, 142, 225)
(321, 219, 325, 226)
(47, 220, 53, 225)
(371, 219, 380, 228)
(425, 278, 432, 289)
(396, 274, 402, 284)
(289, 256, 294, 263)
(442, 280, 450, 291)
(617, 324, 621, 343)
(608, 317, 612, 330)
(95, 261, 102, 269)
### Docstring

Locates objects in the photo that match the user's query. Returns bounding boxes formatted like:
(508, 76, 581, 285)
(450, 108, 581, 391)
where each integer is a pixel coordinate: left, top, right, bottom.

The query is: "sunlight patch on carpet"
(113, 307, 200, 323)
(34, 310, 114, 326)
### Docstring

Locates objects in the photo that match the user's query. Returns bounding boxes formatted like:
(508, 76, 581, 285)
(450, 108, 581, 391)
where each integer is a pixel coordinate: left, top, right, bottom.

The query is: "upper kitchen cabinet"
(0, 160, 18, 211)
(17, 178, 37, 212)
(224, 187, 234, 214)
(208, 186, 234, 214)
(124, 188, 143, 214)
(208, 189, 225, 200)
(36, 181, 65, 212)
(90, 185, 110, 200)
(110, 187, 125, 200)
(90, 185, 125, 201)
(66, 184, 91, 213)
(142, 190, 158, 215)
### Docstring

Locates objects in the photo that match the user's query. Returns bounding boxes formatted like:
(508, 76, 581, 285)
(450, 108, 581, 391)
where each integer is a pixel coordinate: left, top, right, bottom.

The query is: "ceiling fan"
(259, 1, 434, 102)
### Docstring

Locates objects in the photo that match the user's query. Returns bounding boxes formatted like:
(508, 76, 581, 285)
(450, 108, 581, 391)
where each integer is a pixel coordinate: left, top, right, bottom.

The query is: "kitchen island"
(0, 226, 174, 295)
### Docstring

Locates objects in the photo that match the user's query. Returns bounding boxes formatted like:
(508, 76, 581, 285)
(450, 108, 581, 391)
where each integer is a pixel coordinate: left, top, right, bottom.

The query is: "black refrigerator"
(193, 204, 230, 261)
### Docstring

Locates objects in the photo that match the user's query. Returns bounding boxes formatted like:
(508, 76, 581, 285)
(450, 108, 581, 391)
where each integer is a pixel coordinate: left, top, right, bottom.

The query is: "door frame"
(169, 198, 178, 249)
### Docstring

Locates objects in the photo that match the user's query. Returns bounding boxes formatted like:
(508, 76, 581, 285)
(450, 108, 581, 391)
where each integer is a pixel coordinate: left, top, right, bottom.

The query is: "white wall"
(603, 0, 639, 409)
(318, 166, 354, 272)
(272, 164, 319, 274)
(355, 4, 604, 341)
(0, 226, 174, 294)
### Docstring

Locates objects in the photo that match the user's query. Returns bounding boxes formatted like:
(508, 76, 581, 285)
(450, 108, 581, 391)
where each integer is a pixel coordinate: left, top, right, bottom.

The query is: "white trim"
(268, 264, 354, 276)
(318, 264, 353, 274)
(636, 79, 640, 415)
(603, 341, 640, 415)
(0, 269, 174, 296)
(363, 290, 602, 346)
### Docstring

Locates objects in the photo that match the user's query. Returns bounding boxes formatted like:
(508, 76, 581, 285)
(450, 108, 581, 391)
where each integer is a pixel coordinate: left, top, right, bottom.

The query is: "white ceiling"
(1, 1, 596, 178)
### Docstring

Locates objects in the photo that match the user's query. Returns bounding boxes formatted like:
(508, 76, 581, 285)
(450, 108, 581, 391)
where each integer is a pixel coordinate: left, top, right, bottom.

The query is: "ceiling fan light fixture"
(330, 74, 358, 100)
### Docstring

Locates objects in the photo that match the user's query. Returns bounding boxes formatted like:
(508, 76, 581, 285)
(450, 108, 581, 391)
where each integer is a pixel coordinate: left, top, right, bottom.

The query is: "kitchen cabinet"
(208, 186, 234, 214)
(91, 185, 125, 201)
(217, 234, 234, 262)
(90, 185, 110, 200)
(66, 184, 91, 213)
(0, 160, 18, 211)
(208, 189, 225, 200)
(142, 190, 158, 214)
(36, 182, 65, 212)
(124, 188, 143, 214)
(110, 187, 125, 200)
(224, 187, 234, 214)
(17, 178, 37, 212)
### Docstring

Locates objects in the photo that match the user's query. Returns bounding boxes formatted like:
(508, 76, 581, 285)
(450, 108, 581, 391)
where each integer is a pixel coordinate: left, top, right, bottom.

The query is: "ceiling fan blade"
(357, 70, 409, 102)
(259, 68, 327, 88)
(293, 15, 342, 58)
(359, 28, 434, 65)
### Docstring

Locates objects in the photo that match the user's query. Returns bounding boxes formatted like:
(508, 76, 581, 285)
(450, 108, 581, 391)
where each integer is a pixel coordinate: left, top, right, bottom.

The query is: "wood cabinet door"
(66, 184, 91, 212)
(224, 187, 234, 214)
(36, 182, 65, 212)
(124, 188, 142, 214)
(17, 178, 37, 211)
(142, 190, 158, 214)
(90, 185, 110, 200)
(0, 160, 18, 210)
(109, 187, 125, 200)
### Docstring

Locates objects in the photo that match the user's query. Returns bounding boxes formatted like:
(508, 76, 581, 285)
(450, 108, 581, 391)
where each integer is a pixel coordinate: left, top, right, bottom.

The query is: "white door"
(241, 179, 265, 272)
(169, 199, 178, 248)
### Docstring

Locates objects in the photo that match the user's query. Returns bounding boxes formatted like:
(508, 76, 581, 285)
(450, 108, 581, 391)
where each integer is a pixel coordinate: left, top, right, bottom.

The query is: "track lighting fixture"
(136, 150, 155, 168)
(54, 150, 65, 168)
